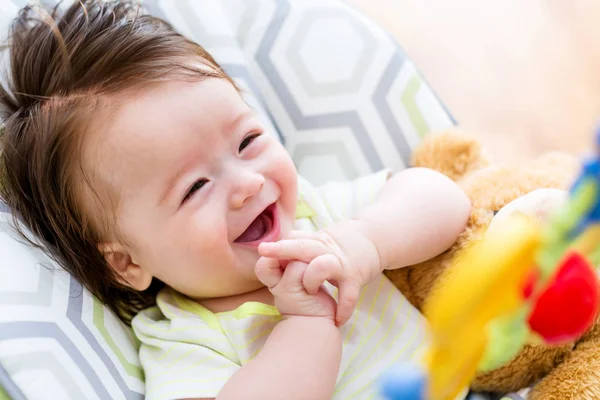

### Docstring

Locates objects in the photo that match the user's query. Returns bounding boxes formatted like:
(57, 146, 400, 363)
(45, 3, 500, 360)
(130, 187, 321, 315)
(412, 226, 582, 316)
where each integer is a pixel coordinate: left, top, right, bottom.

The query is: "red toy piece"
(521, 268, 540, 300)
(527, 251, 599, 344)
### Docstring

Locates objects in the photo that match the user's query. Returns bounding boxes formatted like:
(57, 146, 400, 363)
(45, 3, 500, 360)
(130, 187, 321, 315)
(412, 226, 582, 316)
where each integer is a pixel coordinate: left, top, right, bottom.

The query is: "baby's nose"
(230, 174, 265, 209)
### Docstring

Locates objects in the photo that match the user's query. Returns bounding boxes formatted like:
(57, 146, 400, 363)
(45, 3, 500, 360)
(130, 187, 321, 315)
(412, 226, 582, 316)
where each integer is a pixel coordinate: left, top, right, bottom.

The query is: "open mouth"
(234, 203, 278, 244)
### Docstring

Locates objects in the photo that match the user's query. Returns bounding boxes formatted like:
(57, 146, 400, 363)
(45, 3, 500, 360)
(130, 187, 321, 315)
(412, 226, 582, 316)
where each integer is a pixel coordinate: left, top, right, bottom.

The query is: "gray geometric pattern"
(144, 0, 236, 48)
(234, 0, 260, 47)
(172, 1, 237, 48)
(2, 353, 87, 400)
(0, 321, 114, 399)
(372, 49, 412, 162)
(254, 1, 385, 171)
(293, 141, 359, 179)
(0, 363, 25, 400)
(220, 0, 456, 181)
(0, 264, 54, 306)
(286, 8, 377, 97)
(0, 0, 455, 399)
(66, 276, 143, 399)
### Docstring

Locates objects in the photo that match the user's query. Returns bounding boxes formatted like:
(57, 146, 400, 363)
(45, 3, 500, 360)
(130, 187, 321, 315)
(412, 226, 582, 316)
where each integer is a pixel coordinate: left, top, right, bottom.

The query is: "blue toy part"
(567, 158, 600, 237)
(380, 363, 426, 400)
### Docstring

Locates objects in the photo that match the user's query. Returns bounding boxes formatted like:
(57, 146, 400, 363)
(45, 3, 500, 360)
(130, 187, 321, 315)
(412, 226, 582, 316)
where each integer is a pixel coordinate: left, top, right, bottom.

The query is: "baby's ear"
(411, 128, 489, 181)
(99, 243, 153, 291)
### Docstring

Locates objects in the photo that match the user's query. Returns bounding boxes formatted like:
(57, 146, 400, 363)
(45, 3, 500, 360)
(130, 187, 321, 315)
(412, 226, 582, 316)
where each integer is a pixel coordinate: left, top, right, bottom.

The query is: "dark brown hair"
(0, 0, 234, 322)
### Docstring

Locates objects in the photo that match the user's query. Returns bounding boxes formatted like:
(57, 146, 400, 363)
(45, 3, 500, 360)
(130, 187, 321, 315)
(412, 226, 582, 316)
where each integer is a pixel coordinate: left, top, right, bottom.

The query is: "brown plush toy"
(385, 129, 600, 400)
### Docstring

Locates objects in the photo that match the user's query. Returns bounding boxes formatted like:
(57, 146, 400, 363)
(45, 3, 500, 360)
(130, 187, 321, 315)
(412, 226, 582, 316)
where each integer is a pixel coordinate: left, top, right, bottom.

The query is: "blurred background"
(347, 0, 600, 162)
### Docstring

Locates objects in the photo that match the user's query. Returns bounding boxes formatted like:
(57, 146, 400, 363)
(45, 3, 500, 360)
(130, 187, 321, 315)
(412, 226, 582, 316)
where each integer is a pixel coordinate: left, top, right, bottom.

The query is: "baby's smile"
(234, 203, 280, 247)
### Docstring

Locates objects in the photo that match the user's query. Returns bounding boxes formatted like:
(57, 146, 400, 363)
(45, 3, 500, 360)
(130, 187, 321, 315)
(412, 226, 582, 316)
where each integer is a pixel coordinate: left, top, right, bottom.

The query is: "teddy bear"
(384, 129, 600, 399)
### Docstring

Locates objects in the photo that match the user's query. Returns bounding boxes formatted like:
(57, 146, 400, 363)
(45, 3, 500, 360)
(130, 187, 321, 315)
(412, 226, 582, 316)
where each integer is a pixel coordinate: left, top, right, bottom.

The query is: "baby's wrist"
(280, 313, 337, 325)
(325, 219, 384, 274)
(278, 314, 340, 334)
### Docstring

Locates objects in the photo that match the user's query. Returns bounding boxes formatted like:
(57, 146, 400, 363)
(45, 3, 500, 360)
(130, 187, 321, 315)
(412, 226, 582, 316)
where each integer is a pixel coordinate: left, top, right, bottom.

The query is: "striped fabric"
(132, 171, 431, 400)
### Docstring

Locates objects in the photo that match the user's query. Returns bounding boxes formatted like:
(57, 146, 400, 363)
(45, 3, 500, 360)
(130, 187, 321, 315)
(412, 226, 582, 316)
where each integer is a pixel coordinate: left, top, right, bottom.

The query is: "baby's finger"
(303, 254, 343, 295)
(336, 279, 361, 326)
(258, 239, 326, 262)
(255, 257, 283, 289)
(277, 261, 308, 291)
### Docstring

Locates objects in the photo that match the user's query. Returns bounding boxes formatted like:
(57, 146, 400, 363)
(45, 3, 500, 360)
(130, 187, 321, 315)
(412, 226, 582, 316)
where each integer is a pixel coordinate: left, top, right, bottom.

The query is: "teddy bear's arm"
(528, 324, 600, 400)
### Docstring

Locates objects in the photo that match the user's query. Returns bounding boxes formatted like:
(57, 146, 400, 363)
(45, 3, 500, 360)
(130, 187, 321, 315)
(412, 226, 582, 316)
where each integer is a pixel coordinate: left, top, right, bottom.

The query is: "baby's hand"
(258, 222, 381, 326)
(255, 258, 337, 322)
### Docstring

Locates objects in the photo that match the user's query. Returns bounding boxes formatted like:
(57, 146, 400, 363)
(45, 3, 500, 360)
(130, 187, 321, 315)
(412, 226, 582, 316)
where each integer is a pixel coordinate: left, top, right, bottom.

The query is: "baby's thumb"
(255, 257, 283, 289)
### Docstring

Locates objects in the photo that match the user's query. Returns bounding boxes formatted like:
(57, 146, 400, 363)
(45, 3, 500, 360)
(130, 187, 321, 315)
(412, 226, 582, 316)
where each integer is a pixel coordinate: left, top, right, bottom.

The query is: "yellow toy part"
(422, 214, 541, 400)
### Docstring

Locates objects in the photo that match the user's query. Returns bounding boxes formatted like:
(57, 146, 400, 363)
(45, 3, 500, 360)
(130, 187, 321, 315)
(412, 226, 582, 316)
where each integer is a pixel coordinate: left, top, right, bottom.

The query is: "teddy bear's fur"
(385, 129, 600, 399)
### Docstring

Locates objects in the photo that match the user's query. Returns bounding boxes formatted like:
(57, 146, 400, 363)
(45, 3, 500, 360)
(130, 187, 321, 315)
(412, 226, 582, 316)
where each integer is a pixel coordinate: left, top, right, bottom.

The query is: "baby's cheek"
(171, 218, 230, 284)
(184, 214, 227, 250)
(274, 155, 298, 208)
(260, 140, 298, 232)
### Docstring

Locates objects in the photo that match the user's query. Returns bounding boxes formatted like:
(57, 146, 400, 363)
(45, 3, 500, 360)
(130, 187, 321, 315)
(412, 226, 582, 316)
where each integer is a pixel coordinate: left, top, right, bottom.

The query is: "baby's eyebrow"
(226, 110, 255, 136)
(159, 156, 197, 207)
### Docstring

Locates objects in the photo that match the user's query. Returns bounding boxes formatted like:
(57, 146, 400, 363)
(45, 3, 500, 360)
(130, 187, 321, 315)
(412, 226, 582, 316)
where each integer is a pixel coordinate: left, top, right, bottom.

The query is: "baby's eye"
(182, 179, 208, 204)
(239, 133, 262, 153)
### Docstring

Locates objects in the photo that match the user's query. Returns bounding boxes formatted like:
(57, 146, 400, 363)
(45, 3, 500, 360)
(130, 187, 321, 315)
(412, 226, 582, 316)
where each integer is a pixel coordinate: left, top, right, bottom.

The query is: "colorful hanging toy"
(381, 127, 600, 400)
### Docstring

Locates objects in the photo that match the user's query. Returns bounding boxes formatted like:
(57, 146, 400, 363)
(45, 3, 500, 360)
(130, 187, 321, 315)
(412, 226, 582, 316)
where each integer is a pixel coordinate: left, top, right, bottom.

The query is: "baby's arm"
(190, 261, 342, 400)
(346, 167, 471, 270)
(216, 315, 341, 400)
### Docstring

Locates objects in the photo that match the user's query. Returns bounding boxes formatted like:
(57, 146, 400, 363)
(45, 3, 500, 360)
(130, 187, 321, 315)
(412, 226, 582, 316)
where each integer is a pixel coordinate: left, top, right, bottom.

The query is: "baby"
(0, 2, 470, 400)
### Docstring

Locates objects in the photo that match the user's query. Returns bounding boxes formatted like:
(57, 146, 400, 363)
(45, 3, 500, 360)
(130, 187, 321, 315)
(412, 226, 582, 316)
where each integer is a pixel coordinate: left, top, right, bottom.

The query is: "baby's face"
(89, 78, 298, 299)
